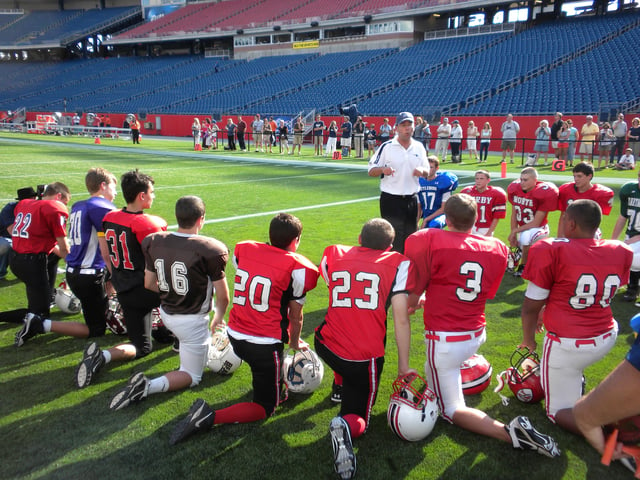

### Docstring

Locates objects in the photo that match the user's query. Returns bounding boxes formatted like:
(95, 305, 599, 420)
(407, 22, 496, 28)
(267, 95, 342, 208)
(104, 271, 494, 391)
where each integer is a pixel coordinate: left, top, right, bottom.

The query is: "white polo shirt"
(368, 137, 429, 195)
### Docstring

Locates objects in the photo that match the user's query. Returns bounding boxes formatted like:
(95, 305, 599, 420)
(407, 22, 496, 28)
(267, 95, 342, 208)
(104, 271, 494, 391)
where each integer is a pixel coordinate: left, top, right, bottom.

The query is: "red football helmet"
(460, 354, 492, 395)
(494, 348, 544, 405)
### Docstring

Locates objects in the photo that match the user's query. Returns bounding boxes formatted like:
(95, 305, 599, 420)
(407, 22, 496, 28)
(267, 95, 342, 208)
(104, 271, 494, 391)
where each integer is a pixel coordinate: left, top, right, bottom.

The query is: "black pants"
(379, 191, 418, 254)
(315, 335, 384, 426)
(610, 137, 626, 164)
(66, 269, 108, 337)
(450, 141, 461, 162)
(118, 286, 160, 358)
(237, 132, 246, 150)
(228, 134, 236, 150)
(229, 336, 284, 416)
(132, 129, 140, 144)
(479, 142, 489, 161)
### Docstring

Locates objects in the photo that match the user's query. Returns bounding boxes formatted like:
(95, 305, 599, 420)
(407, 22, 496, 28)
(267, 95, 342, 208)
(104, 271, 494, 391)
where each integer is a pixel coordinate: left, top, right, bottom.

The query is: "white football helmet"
(387, 373, 439, 442)
(281, 349, 324, 394)
(55, 282, 82, 314)
(105, 294, 127, 335)
(207, 327, 242, 374)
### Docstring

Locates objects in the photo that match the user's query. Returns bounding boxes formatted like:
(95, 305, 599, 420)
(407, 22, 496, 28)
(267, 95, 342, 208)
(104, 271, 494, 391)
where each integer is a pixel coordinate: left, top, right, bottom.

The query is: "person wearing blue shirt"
(65, 167, 118, 337)
(418, 156, 459, 229)
(341, 116, 353, 157)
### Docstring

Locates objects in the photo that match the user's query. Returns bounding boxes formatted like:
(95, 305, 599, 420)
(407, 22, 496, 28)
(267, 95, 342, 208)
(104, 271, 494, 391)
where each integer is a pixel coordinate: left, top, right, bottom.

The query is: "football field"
(0, 133, 637, 480)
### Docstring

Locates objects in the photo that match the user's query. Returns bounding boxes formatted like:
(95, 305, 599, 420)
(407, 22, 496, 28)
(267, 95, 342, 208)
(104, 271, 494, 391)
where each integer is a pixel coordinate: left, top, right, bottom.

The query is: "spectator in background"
(252, 114, 264, 153)
(550, 112, 563, 157)
(435, 117, 451, 162)
(191, 118, 201, 149)
(130, 115, 141, 144)
(263, 116, 273, 154)
(292, 115, 304, 156)
(479, 122, 492, 163)
(449, 120, 463, 163)
(326, 120, 338, 157)
(611, 113, 628, 165)
(312, 114, 325, 156)
(627, 117, 640, 160)
(597, 122, 615, 169)
(423, 118, 431, 153)
(269, 117, 277, 147)
(279, 120, 289, 155)
(556, 121, 571, 164)
(201, 118, 211, 149)
(533, 120, 551, 166)
(378, 118, 392, 145)
(501, 114, 520, 164)
(0, 187, 38, 280)
(341, 116, 352, 157)
(413, 115, 425, 149)
(566, 119, 579, 167)
(467, 120, 479, 162)
(226, 118, 236, 151)
(237, 116, 247, 152)
(353, 116, 365, 158)
(579, 115, 599, 163)
(366, 123, 377, 158)
(613, 147, 635, 170)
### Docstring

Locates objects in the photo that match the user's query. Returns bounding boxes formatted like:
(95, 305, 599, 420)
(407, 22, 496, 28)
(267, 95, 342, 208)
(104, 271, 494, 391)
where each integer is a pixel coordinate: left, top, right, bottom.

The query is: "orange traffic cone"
(94, 136, 101, 144)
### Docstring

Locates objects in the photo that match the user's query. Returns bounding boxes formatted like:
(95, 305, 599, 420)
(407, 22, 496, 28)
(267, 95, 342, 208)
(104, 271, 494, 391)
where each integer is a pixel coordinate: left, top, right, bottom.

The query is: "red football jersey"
(405, 229, 508, 332)
(315, 245, 414, 360)
(103, 209, 167, 294)
(523, 238, 632, 338)
(11, 199, 68, 254)
(228, 241, 319, 342)
(507, 180, 559, 228)
(557, 182, 614, 215)
(460, 185, 507, 229)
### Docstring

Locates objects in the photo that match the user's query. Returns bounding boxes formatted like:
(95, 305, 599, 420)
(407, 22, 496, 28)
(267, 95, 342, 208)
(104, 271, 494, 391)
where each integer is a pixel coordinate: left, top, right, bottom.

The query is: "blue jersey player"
(418, 156, 459, 229)
(65, 167, 118, 337)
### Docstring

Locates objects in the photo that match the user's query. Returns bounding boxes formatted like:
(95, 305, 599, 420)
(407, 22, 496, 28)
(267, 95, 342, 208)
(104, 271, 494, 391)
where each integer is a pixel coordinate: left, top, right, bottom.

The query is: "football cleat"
(14, 313, 44, 347)
(109, 372, 149, 410)
(330, 416, 356, 480)
(170, 398, 215, 445)
(387, 372, 439, 442)
(282, 349, 324, 394)
(494, 347, 544, 405)
(507, 416, 560, 458)
(75, 341, 105, 388)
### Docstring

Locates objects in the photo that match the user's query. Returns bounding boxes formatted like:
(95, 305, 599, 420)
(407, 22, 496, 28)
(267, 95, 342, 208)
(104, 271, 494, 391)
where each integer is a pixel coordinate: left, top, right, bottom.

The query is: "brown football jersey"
(142, 232, 228, 315)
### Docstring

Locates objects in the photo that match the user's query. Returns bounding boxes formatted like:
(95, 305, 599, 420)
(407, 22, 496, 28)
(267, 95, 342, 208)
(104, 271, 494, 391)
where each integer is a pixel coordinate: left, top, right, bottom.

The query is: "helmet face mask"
(494, 348, 544, 404)
(105, 294, 127, 335)
(207, 327, 242, 374)
(281, 349, 324, 394)
(387, 373, 438, 442)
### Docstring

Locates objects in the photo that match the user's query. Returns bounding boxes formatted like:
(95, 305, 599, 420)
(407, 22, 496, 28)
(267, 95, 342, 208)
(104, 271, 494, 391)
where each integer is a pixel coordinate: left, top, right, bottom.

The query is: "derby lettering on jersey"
(474, 196, 493, 205)
(629, 198, 640, 207)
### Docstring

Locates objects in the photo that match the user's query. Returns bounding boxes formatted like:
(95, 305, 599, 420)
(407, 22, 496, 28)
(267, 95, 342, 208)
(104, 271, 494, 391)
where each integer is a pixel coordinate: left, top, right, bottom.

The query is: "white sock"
(148, 376, 169, 395)
(42, 319, 52, 332)
(102, 350, 111, 364)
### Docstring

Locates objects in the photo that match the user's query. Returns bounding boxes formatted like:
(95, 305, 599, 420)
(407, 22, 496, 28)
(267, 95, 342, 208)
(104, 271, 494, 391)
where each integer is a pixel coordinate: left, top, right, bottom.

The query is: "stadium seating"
(2, 10, 640, 117)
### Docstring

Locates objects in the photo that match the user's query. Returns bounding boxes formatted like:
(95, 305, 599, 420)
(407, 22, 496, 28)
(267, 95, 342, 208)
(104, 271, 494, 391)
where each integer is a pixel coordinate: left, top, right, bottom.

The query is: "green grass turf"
(0, 133, 637, 479)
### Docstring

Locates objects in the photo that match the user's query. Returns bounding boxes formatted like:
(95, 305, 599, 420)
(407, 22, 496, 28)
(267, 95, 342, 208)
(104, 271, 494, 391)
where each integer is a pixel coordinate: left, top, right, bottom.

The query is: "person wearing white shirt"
(614, 148, 635, 170)
(368, 112, 430, 254)
(435, 118, 451, 162)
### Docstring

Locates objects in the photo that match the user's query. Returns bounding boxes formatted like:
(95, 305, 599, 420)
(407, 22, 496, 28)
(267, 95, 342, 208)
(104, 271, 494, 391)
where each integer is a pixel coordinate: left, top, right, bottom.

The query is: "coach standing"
(368, 112, 429, 254)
